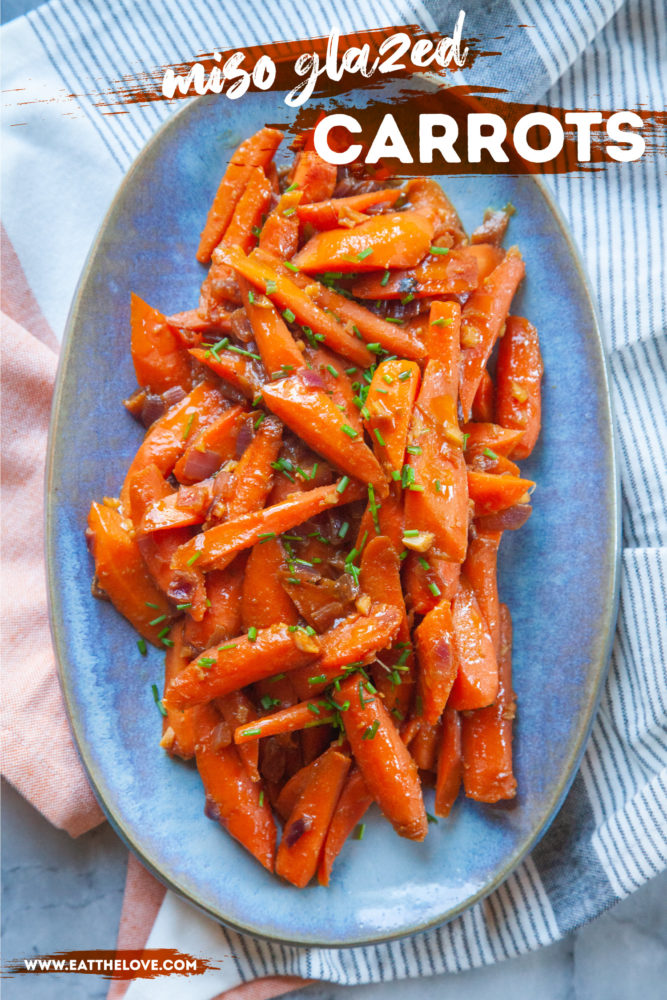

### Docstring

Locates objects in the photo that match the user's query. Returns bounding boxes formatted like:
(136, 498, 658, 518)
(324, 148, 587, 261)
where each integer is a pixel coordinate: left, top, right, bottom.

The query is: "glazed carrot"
(464, 242, 505, 280)
(293, 212, 434, 273)
(404, 177, 466, 244)
(120, 381, 225, 507)
(130, 293, 192, 393)
(461, 603, 517, 802)
(472, 369, 494, 422)
(218, 690, 260, 783)
(219, 246, 373, 367)
(414, 598, 459, 726)
(167, 309, 227, 335)
(164, 623, 321, 711)
(258, 189, 302, 258)
(261, 372, 385, 487)
(139, 478, 215, 533)
(239, 278, 306, 376)
(410, 718, 441, 771)
(466, 447, 521, 477)
(350, 248, 479, 300)
(290, 603, 403, 698)
(495, 315, 544, 459)
(467, 470, 534, 515)
(197, 127, 283, 262)
(459, 247, 525, 420)
(183, 561, 244, 652)
(318, 766, 373, 885)
(291, 148, 338, 203)
(160, 621, 196, 761)
(234, 700, 335, 744)
(463, 530, 502, 655)
(128, 466, 194, 594)
(127, 462, 173, 530)
(297, 188, 402, 230)
(471, 205, 514, 246)
(355, 485, 404, 555)
(422, 299, 461, 388)
(460, 422, 524, 457)
(402, 553, 460, 615)
(193, 702, 276, 871)
(434, 707, 462, 817)
(448, 577, 498, 711)
(306, 347, 363, 435)
(173, 405, 246, 485)
(359, 536, 414, 719)
(276, 749, 350, 887)
(338, 673, 427, 841)
(226, 416, 283, 520)
(273, 748, 330, 820)
(365, 360, 421, 476)
(241, 537, 299, 631)
(301, 722, 334, 766)
(86, 501, 173, 645)
(188, 346, 261, 400)
(221, 166, 272, 253)
(278, 569, 356, 634)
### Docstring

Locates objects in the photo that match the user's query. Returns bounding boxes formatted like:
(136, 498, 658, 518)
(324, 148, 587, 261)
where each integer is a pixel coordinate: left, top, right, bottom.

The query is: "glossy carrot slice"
(127, 465, 194, 595)
(459, 247, 525, 420)
(183, 561, 244, 652)
(434, 707, 462, 817)
(365, 360, 421, 476)
(193, 702, 276, 871)
(241, 537, 299, 631)
(463, 242, 505, 280)
(139, 478, 215, 533)
(188, 346, 261, 400)
(467, 470, 534, 515)
(274, 747, 333, 820)
(297, 188, 402, 229)
(276, 749, 350, 887)
(130, 293, 192, 393)
(218, 690, 260, 783)
(495, 315, 544, 459)
(461, 603, 517, 802)
(460, 422, 524, 457)
(197, 127, 283, 262)
(402, 553, 460, 615)
(239, 278, 305, 377)
(293, 212, 434, 274)
(173, 405, 246, 485)
(448, 578, 498, 711)
(339, 673, 427, 841)
(226, 416, 283, 520)
(410, 718, 441, 771)
(234, 700, 335, 744)
(355, 485, 405, 555)
(318, 766, 373, 885)
(120, 381, 225, 507)
(160, 621, 196, 761)
(291, 148, 338, 203)
(472, 369, 494, 422)
(258, 189, 302, 258)
(414, 598, 459, 726)
(463, 530, 502, 655)
(404, 178, 466, 244)
(350, 247, 479, 300)
(306, 347, 363, 435)
(86, 501, 173, 645)
(261, 372, 385, 487)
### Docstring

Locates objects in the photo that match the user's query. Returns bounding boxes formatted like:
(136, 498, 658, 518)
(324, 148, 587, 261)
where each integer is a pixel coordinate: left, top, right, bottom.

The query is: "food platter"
(46, 82, 619, 946)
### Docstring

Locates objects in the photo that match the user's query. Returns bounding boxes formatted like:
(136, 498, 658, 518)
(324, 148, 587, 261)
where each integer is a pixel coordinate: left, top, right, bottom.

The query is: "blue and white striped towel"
(2, 1, 665, 995)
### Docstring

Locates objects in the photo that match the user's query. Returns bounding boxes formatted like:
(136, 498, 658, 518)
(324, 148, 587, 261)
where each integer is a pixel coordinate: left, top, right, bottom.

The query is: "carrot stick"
(131, 294, 192, 394)
(318, 766, 373, 885)
(160, 621, 196, 761)
(241, 537, 299, 631)
(467, 470, 534, 515)
(119, 381, 225, 508)
(306, 347, 363, 435)
(472, 368, 495, 422)
(414, 597, 459, 726)
(338, 673, 427, 840)
(434, 707, 462, 816)
(139, 478, 215, 533)
(183, 560, 244, 652)
(402, 553, 460, 615)
(220, 166, 272, 253)
(166, 309, 229, 335)
(218, 690, 260, 783)
(258, 189, 302, 258)
(261, 373, 385, 487)
(460, 422, 524, 456)
(461, 603, 517, 802)
(276, 749, 350, 887)
(459, 247, 525, 420)
(226, 415, 283, 520)
(86, 501, 174, 644)
(404, 178, 466, 244)
(218, 246, 373, 367)
(301, 722, 334, 766)
(365, 360, 421, 476)
(448, 577, 498, 710)
(293, 212, 434, 273)
(297, 189, 402, 230)
(173, 405, 246, 485)
(197, 127, 283, 262)
(463, 530, 502, 655)
(495, 315, 544, 459)
(188, 346, 262, 400)
(193, 702, 276, 871)
(275, 746, 337, 820)
(239, 277, 306, 377)
(410, 718, 441, 771)
(234, 700, 335, 744)
(164, 623, 321, 711)
(464, 242, 505, 280)
(127, 467, 194, 594)
(350, 247, 479, 300)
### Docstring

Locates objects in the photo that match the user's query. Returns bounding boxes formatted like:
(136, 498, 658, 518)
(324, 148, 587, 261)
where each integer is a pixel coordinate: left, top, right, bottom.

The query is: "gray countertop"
(2, 777, 666, 1000)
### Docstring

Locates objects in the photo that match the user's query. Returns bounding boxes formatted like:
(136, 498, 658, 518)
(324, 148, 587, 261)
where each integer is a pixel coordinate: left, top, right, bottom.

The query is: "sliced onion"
(299, 368, 326, 390)
(235, 416, 255, 458)
(476, 504, 532, 532)
(180, 448, 222, 483)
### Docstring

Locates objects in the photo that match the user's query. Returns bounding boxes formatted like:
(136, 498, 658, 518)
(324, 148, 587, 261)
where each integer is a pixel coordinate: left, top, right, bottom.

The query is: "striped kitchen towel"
(1, 1, 665, 998)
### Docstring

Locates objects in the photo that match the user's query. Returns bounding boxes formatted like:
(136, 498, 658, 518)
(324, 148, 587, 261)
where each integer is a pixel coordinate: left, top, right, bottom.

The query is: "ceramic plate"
(46, 83, 619, 947)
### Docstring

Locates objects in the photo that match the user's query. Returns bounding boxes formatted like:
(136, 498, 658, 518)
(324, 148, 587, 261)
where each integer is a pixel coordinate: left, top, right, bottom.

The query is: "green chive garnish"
(483, 447, 499, 459)
(284, 260, 299, 272)
(341, 424, 358, 438)
(265, 279, 277, 295)
(337, 476, 350, 493)
(258, 531, 276, 542)
(247, 626, 258, 643)
(137, 638, 147, 656)
(151, 684, 167, 717)
(374, 428, 386, 447)
(326, 364, 339, 378)
(182, 413, 195, 441)
(149, 614, 167, 626)
(283, 308, 296, 323)
(186, 552, 201, 566)
(355, 823, 366, 840)
(428, 581, 441, 597)
(429, 246, 449, 255)
(356, 247, 373, 261)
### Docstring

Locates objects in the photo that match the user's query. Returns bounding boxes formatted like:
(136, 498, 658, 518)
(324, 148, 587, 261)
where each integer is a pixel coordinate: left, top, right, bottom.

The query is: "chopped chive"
(462, 433, 470, 450)
(241, 727, 261, 737)
(157, 626, 171, 639)
(399, 549, 408, 560)
(281, 309, 295, 325)
(186, 551, 201, 566)
(219, 643, 238, 651)
(137, 638, 147, 656)
(253, 412, 265, 430)
(362, 720, 380, 740)
(283, 206, 296, 217)
(401, 293, 415, 305)
(418, 556, 430, 570)
(285, 181, 299, 193)
(247, 626, 258, 642)
(326, 364, 339, 378)
(483, 447, 499, 459)
(339, 521, 350, 539)
(337, 476, 350, 493)
(374, 428, 386, 447)
(307, 702, 321, 715)
(356, 247, 373, 261)
(145, 601, 159, 609)
(341, 423, 358, 438)
(404, 529, 420, 537)
(355, 823, 366, 840)
(368, 483, 380, 534)
(182, 412, 195, 441)
(430, 317, 452, 327)
(248, 289, 255, 304)
(366, 342, 383, 354)
(176, 602, 192, 610)
(428, 581, 442, 597)
(429, 246, 449, 255)
(385, 317, 405, 325)
(265, 279, 277, 295)
(406, 445, 422, 455)
(382, 374, 394, 385)
(149, 614, 167, 626)
(198, 656, 216, 670)
(380, 270, 391, 287)
(260, 694, 280, 710)
(284, 260, 299, 272)
(345, 366, 357, 375)
(375, 387, 389, 395)
(250, 227, 261, 239)
(426, 812, 439, 823)
(398, 370, 412, 381)
(435, 479, 442, 492)
(151, 684, 168, 717)
(391, 470, 401, 481)
(308, 674, 327, 685)
(258, 531, 276, 542)
(408, 484, 425, 492)
(259, 790, 265, 806)
(271, 673, 287, 681)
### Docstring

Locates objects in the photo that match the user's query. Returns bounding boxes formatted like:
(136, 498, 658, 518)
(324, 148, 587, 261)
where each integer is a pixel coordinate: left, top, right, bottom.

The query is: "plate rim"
(45, 90, 621, 949)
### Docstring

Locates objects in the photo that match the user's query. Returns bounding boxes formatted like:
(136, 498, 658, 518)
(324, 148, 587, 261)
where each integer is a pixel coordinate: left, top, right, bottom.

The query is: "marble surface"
(2, 777, 666, 1000)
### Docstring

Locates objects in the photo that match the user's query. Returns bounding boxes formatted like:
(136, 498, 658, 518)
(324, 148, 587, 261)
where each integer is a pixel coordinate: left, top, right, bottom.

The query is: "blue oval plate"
(46, 85, 619, 948)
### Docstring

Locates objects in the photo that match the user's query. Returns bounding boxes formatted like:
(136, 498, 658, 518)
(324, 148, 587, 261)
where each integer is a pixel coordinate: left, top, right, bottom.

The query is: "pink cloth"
(0, 232, 304, 1000)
